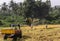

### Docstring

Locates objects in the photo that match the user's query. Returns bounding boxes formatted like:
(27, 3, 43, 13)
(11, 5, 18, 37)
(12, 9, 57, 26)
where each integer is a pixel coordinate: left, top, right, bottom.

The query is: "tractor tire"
(4, 34, 8, 40)
(12, 37, 17, 41)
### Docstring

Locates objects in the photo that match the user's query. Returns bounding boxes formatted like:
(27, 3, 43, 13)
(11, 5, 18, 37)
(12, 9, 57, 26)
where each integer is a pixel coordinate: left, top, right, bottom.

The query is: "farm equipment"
(1, 24, 22, 41)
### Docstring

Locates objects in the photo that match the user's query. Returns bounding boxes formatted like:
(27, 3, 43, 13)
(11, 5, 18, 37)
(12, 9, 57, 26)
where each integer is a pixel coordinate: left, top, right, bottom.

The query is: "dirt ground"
(0, 25, 60, 41)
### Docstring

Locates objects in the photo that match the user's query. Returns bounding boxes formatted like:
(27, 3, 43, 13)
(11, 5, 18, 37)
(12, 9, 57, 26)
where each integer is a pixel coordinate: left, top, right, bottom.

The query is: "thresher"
(1, 24, 22, 41)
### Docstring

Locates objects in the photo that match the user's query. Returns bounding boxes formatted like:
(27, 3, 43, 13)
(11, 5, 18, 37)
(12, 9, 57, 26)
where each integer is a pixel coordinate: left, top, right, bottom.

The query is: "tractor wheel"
(4, 34, 8, 40)
(12, 34, 17, 41)
(12, 37, 17, 41)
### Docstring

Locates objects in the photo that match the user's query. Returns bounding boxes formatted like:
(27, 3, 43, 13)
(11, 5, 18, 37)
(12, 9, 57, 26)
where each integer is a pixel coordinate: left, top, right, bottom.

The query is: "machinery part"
(12, 30, 22, 41)
(4, 34, 10, 40)
(3, 30, 22, 41)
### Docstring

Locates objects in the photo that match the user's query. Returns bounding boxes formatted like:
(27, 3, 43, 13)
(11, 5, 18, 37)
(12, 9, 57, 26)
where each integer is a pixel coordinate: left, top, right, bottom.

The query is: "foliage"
(0, 0, 60, 26)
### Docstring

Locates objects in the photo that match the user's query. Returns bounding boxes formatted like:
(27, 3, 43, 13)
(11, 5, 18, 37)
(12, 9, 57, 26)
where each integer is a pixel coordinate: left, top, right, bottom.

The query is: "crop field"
(0, 25, 60, 41)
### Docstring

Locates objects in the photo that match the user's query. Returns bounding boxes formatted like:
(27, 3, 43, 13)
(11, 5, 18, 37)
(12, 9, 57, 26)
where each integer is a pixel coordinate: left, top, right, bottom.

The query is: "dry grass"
(0, 25, 60, 41)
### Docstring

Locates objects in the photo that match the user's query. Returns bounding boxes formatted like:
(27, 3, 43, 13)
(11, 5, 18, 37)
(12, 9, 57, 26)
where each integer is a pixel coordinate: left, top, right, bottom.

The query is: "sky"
(0, 0, 60, 7)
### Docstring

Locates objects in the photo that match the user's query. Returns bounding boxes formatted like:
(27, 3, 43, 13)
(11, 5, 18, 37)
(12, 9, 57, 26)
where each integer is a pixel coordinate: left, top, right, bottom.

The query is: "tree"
(1, 2, 7, 11)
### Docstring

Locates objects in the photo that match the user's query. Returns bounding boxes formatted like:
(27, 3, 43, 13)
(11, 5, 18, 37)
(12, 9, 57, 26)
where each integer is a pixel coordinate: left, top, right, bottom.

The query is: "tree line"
(0, 0, 60, 26)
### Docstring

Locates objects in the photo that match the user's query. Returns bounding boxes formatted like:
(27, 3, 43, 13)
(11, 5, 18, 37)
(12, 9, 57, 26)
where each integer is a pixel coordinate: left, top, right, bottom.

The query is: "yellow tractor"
(1, 24, 22, 41)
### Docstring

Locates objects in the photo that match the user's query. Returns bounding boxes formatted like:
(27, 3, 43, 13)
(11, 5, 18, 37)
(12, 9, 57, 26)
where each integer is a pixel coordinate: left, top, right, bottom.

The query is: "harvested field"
(0, 25, 60, 41)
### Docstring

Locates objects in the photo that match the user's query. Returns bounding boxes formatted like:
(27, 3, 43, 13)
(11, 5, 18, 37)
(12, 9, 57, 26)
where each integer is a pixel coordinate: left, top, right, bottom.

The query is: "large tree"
(24, 0, 50, 19)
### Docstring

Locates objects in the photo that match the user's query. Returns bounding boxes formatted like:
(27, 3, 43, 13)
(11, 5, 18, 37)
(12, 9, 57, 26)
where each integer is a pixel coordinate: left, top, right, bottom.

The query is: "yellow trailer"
(1, 29, 15, 34)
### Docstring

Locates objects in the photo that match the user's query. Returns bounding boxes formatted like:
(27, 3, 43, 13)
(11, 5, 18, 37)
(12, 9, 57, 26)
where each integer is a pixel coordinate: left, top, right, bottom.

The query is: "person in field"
(46, 24, 48, 29)
(18, 24, 21, 29)
(12, 27, 22, 41)
(26, 18, 33, 29)
(8, 24, 22, 41)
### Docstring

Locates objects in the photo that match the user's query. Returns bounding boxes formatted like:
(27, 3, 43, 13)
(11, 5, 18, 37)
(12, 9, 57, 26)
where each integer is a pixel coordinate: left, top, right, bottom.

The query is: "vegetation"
(0, 0, 60, 26)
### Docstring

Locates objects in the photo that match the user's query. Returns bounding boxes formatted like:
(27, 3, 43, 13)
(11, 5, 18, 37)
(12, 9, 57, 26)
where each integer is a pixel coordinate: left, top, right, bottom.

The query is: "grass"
(0, 25, 60, 41)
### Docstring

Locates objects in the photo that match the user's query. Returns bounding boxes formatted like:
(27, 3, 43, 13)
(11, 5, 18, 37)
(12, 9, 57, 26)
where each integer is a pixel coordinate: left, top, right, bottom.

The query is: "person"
(26, 18, 34, 29)
(46, 24, 48, 29)
(18, 24, 21, 29)
(12, 27, 22, 41)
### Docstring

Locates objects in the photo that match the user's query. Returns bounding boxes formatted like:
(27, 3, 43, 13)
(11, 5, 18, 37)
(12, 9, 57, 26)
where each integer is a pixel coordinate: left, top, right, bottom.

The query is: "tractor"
(1, 24, 22, 41)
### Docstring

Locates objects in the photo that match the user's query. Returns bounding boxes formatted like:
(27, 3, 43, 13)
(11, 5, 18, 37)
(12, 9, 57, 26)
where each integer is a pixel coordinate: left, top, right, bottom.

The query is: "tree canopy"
(0, 0, 60, 26)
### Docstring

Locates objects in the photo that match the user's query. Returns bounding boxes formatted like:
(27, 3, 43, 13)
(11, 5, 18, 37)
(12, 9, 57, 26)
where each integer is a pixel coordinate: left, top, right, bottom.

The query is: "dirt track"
(0, 34, 3, 41)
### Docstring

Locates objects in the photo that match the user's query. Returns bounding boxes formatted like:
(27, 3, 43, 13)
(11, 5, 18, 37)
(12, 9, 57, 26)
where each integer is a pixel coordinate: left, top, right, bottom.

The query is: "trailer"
(1, 24, 22, 41)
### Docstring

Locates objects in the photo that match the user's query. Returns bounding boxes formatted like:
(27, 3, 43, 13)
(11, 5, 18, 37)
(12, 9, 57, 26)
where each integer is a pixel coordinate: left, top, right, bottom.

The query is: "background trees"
(0, 0, 60, 26)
